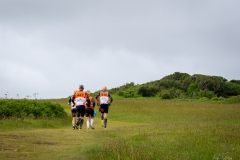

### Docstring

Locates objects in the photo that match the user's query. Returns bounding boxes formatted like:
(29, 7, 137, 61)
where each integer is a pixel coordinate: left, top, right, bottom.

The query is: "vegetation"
(107, 72, 240, 102)
(0, 99, 67, 119)
(0, 98, 240, 160)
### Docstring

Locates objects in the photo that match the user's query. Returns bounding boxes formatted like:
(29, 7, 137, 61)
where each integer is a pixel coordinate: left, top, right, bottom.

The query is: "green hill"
(104, 72, 240, 102)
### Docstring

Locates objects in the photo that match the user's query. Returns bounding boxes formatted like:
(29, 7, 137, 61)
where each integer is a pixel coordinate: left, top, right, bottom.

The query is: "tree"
(223, 82, 240, 97)
(138, 85, 156, 97)
(161, 72, 190, 81)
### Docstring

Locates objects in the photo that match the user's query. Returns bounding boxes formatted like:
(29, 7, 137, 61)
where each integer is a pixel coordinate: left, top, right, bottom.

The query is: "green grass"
(0, 99, 240, 160)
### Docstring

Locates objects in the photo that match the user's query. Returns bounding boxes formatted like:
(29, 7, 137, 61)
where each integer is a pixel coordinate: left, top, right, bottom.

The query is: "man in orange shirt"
(73, 85, 88, 130)
(96, 86, 113, 129)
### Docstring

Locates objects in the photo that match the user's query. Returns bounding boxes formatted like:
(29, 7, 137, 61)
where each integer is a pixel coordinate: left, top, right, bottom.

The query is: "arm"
(108, 93, 113, 103)
(91, 97, 96, 108)
(72, 94, 76, 106)
(108, 93, 113, 106)
(68, 97, 71, 105)
(71, 97, 75, 106)
(85, 92, 90, 106)
(68, 96, 75, 106)
(86, 99, 91, 107)
(95, 93, 100, 106)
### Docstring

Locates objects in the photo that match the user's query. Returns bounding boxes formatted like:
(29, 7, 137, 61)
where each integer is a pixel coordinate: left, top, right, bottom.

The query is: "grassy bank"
(0, 99, 240, 159)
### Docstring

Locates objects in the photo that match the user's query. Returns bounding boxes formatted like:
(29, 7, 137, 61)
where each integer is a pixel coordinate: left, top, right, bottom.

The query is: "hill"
(105, 72, 240, 101)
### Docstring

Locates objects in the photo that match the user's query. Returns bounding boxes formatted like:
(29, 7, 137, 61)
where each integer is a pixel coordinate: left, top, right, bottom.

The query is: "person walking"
(96, 86, 113, 129)
(68, 95, 77, 130)
(73, 85, 88, 130)
(85, 91, 96, 129)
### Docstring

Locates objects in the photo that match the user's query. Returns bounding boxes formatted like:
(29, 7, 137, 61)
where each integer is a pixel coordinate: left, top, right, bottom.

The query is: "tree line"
(108, 72, 240, 101)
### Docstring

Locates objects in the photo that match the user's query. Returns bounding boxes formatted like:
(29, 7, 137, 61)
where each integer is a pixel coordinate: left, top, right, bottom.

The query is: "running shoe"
(75, 125, 78, 130)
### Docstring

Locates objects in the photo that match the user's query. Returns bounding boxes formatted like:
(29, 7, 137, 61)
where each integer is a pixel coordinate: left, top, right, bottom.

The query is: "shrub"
(0, 99, 67, 119)
(211, 97, 218, 101)
(223, 95, 240, 104)
(162, 93, 171, 99)
(199, 89, 215, 99)
(199, 97, 209, 101)
(217, 96, 225, 101)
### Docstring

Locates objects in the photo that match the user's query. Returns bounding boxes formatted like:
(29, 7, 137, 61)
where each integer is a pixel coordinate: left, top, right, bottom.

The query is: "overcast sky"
(1, 0, 240, 99)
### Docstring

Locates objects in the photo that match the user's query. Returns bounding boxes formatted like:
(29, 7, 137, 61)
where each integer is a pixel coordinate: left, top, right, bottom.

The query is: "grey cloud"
(1, 0, 240, 98)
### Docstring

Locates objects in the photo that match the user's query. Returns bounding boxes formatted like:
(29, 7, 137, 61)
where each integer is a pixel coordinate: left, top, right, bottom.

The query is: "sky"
(1, 0, 240, 99)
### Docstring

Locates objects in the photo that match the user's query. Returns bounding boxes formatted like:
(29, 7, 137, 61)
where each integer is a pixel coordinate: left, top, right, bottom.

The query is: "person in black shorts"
(73, 85, 89, 130)
(96, 86, 113, 128)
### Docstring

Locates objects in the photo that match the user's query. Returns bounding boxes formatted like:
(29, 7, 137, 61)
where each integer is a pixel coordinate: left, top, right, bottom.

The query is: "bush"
(211, 96, 225, 101)
(199, 89, 215, 99)
(223, 95, 240, 104)
(0, 99, 67, 119)
(211, 97, 218, 101)
(217, 96, 225, 101)
(162, 93, 171, 99)
(199, 97, 209, 101)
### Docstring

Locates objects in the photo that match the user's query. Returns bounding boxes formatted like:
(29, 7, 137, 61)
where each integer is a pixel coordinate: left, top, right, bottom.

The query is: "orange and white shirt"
(74, 90, 87, 106)
(96, 91, 113, 104)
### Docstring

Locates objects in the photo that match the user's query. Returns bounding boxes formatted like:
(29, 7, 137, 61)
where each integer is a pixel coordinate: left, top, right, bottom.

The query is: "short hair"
(79, 85, 84, 89)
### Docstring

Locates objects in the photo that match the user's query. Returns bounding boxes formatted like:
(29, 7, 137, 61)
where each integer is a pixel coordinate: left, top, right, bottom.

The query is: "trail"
(0, 118, 141, 160)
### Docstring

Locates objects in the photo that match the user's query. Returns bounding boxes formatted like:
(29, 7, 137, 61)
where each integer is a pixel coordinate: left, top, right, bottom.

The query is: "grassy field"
(0, 98, 240, 160)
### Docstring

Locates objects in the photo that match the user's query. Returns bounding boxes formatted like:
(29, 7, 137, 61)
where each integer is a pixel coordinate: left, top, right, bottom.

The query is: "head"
(79, 85, 84, 90)
(102, 86, 107, 91)
(86, 91, 91, 96)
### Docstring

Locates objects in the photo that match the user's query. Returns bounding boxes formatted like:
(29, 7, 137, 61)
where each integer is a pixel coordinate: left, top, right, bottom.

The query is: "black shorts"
(71, 107, 77, 117)
(100, 104, 109, 113)
(85, 108, 94, 117)
(76, 105, 85, 117)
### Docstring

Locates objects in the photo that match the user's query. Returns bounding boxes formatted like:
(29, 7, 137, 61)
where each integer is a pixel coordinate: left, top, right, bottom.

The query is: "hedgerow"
(0, 99, 67, 119)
